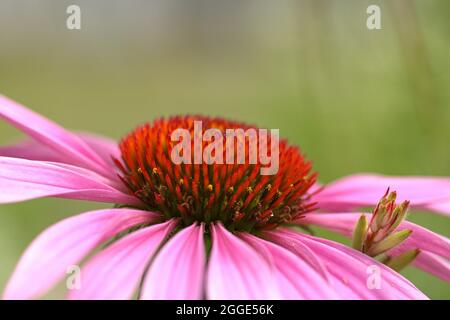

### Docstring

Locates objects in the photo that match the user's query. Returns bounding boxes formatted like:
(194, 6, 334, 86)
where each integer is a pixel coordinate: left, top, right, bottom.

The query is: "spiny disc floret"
(115, 116, 316, 232)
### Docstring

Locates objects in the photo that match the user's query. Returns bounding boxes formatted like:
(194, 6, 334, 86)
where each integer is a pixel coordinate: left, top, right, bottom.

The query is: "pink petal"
(300, 213, 450, 282)
(78, 133, 120, 166)
(268, 229, 428, 300)
(3, 208, 159, 300)
(425, 199, 450, 217)
(301, 213, 450, 259)
(0, 156, 138, 205)
(206, 223, 280, 299)
(240, 233, 339, 299)
(266, 231, 359, 299)
(314, 174, 450, 216)
(413, 251, 450, 283)
(68, 219, 178, 300)
(0, 95, 113, 178)
(0, 140, 63, 162)
(140, 223, 205, 300)
(0, 133, 120, 169)
(258, 229, 330, 281)
(309, 182, 324, 194)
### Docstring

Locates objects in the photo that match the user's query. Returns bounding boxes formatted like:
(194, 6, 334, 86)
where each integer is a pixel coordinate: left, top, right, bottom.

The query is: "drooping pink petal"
(0, 156, 138, 205)
(257, 228, 330, 281)
(314, 174, 450, 216)
(308, 182, 324, 195)
(78, 133, 120, 166)
(301, 213, 450, 259)
(300, 213, 450, 282)
(140, 223, 205, 300)
(413, 251, 450, 283)
(240, 233, 339, 299)
(425, 199, 450, 217)
(0, 133, 120, 169)
(267, 229, 428, 300)
(269, 234, 361, 298)
(266, 230, 367, 299)
(3, 208, 159, 300)
(0, 95, 114, 178)
(206, 223, 280, 299)
(68, 219, 178, 300)
(0, 140, 62, 162)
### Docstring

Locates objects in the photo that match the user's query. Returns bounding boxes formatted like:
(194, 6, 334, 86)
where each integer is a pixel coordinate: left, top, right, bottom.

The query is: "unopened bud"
(352, 215, 368, 251)
(386, 200, 410, 234)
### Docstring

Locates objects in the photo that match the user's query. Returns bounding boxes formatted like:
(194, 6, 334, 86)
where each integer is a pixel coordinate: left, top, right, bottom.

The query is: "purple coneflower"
(0, 95, 448, 300)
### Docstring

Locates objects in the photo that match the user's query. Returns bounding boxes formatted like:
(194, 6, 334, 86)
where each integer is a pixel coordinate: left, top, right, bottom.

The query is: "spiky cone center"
(114, 116, 317, 233)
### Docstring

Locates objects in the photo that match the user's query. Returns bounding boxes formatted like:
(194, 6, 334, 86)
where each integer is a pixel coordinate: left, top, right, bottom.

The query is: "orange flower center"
(114, 116, 317, 232)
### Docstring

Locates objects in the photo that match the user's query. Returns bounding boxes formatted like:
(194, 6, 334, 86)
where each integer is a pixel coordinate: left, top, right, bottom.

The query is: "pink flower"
(0, 95, 448, 300)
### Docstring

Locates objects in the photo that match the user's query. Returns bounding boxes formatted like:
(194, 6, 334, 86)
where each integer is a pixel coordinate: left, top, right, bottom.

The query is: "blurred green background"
(0, 0, 449, 299)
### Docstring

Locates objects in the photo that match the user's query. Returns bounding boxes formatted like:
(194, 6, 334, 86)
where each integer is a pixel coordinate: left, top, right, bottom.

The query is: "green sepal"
(385, 249, 421, 272)
(352, 214, 368, 251)
(368, 229, 412, 256)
